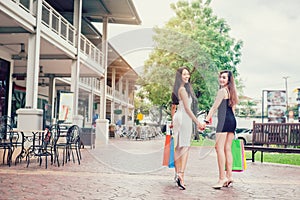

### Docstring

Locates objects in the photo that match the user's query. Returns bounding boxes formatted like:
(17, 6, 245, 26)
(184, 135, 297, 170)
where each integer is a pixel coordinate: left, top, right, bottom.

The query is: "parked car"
(235, 128, 252, 145)
(200, 125, 216, 140)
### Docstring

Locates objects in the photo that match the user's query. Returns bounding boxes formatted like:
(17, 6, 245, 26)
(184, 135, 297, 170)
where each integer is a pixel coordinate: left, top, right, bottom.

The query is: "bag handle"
(233, 132, 237, 140)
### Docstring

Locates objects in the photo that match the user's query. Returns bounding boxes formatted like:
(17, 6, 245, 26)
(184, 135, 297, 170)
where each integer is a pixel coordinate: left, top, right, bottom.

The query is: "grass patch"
(191, 138, 215, 147)
(192, 137, 300, 166)
(245, 151, 300, 166)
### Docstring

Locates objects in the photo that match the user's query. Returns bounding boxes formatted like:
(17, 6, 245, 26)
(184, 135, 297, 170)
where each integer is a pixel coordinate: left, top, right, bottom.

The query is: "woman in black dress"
(205, 70, 238, 189)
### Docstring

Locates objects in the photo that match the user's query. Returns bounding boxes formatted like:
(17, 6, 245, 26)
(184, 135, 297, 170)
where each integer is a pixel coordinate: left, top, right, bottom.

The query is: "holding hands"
(197, 121, 206, 131)
(197, 119, 211, 131)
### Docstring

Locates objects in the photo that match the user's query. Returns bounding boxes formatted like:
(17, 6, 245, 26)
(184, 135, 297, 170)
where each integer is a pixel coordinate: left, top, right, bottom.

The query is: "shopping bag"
(168, 136, 175, 168)
(231, 139, 245, 172)
(162, 134, 171, 166)
(242, 143, 247, 170)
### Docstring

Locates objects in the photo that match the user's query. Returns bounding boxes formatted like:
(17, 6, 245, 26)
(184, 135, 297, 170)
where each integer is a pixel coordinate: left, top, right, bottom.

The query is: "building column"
(88, 92, 93, 127)
(25, 0, 42, 109)
(100, 17, 108, 119)
(17, 0, 43, 130)
(96, 17, 109, 145)
(125, 80, 129, 125)
(110, 68, 116, 124)
(71, 0, 83, 127)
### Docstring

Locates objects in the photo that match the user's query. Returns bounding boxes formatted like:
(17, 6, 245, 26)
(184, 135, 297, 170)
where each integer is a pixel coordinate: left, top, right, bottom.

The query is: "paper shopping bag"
(168, 136, 175, 168)
(231, 139, 244, 171)
(242, 142, 247, 170)
(162, 135, 171, 166)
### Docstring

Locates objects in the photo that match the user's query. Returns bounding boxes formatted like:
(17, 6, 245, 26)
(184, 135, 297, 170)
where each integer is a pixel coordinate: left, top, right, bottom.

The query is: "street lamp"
(283, 76, 289, 122)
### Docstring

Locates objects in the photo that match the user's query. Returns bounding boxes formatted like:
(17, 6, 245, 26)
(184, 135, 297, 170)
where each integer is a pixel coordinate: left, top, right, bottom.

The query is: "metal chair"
(50, 124, 61, 166)
(26, 129, 55, 169)
(0, 124, 13, 166)
(66, 125, 82, 165)
(54, 124, 70, 166)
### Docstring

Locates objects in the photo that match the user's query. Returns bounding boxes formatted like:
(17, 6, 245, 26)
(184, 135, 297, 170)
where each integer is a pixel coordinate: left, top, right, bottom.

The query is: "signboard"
(58, 92, 74, 123)
(114, 109, 122, 115)
(266, 90, 286, 123)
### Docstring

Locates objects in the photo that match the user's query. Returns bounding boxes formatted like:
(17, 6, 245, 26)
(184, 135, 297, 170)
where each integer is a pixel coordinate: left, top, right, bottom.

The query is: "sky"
(102, 0, 300, 103)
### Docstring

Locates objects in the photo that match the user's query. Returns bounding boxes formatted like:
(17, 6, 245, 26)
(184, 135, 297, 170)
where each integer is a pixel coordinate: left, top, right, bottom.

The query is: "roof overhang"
(46, 0, 142, 25)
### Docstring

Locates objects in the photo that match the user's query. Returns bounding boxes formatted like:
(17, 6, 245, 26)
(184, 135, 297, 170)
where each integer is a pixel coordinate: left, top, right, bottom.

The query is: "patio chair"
(66, 125, 81, 165)
(26, 129, 56, 169)
(0, 124, 13, 166)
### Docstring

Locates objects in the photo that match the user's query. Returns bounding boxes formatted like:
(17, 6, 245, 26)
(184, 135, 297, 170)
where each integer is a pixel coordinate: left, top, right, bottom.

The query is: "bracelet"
(204, 120, 210, 124)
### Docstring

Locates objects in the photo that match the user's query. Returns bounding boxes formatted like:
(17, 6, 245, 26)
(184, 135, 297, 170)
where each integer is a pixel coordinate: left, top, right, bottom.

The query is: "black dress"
(216, 99, 236, 133)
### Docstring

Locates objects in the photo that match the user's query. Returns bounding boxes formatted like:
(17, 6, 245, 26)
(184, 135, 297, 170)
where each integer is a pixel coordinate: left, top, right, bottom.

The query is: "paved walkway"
(0, 137, 300, 200)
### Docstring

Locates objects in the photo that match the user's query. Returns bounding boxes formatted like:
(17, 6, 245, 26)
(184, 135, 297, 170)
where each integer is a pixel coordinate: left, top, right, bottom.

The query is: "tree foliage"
(137, 0, 243, 120)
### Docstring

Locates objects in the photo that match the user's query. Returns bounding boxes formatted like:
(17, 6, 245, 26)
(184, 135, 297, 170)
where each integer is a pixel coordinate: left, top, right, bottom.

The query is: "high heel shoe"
(176, 172, 186, 190)
(212, 178, 228, 189)
(225, 178, 234, 187)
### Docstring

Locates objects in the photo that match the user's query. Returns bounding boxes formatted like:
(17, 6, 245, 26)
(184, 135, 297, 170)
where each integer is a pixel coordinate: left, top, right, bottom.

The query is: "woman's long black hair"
(172, 66, 196, 103)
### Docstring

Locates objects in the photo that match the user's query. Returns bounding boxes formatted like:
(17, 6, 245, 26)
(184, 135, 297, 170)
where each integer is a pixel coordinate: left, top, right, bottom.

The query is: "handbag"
(162, 125, 175, 168)
(162, 134, 171, 166)
(231, 137, 246, 172)
(168, 136, 175, 168)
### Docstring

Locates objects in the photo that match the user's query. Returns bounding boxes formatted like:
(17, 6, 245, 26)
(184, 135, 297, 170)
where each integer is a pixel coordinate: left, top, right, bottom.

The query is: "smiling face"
(181, 69, 190, 84)
(219, 72, 229, 87)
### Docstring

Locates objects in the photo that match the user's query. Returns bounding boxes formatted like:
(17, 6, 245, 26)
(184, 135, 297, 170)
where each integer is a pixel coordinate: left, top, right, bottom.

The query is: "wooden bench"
(244, 122, 300, 162)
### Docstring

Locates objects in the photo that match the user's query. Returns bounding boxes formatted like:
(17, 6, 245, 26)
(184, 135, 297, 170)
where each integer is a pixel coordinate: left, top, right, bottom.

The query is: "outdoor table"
(13, 129, 47, 165)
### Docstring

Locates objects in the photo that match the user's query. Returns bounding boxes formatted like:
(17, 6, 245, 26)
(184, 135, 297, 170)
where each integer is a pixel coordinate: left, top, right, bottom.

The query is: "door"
(0, 58, 10, 118)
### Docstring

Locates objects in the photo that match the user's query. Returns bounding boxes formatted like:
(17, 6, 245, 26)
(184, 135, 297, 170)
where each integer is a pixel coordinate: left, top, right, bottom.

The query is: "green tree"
(238, 100, 257, 117)
(138, 0, 243, 124)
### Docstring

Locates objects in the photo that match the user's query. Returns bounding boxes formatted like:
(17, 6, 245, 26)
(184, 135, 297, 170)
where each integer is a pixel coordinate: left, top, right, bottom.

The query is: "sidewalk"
(0, 137, 299, 200)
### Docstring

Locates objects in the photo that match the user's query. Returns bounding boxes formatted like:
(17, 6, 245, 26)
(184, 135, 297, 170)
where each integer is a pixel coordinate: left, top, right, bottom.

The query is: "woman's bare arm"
(205, 88, 226, 122)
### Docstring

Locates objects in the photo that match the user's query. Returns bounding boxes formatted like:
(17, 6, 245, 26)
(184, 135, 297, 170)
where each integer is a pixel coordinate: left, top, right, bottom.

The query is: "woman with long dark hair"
(172, 66, 204, 190)
(205, 70, 238, 189)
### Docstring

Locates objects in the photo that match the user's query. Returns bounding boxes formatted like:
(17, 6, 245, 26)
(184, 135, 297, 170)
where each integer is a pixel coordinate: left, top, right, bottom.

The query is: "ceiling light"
(18, 43, 27, 59)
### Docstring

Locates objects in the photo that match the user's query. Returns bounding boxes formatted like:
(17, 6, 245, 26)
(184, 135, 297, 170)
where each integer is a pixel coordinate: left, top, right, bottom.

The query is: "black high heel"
(225, 178, 234, 187)
(176, 172, 186, 190)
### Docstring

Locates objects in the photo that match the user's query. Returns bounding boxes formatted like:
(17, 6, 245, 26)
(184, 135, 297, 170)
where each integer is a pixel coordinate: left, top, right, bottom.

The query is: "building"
(0, 0, 141, 142)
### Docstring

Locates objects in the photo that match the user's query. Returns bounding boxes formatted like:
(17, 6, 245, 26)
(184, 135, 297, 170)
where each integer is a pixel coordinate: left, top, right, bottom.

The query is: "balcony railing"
(79, 78, 132, 105)
(80, 35, 102, 65)
(11, 0, 32, 14)
(10, 0, 103, 66)
(8, 0, 132, 106)
(41, 1, 76, 46)
(79, 77, 101, 91)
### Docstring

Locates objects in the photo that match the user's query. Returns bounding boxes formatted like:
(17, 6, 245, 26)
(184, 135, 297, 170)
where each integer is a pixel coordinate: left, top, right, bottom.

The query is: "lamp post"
(283, 76, 289, 122)
(296, 88, 300, 122)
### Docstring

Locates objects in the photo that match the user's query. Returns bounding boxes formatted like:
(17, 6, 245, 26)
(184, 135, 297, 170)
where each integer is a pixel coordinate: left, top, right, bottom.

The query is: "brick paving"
(0, 137, 300, 200)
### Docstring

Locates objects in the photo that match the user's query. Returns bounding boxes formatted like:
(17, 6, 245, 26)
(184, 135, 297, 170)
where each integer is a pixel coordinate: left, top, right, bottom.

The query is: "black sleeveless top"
(216, 99, 236, 133)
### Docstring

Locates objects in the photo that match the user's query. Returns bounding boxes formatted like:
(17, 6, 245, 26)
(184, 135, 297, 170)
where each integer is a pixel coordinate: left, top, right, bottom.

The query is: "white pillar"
(70, 60, 77, 104)
(88, 92, 93, 127)
(100, 17, 108, 119)
(125, 79, 129, 101)
(124, 79, 129, 125)
(118, 77, 123, 96)
(110, 68, 116, 123)
(17, 109, 43, 130)
(25, 0, 42, 109)
(17, 0, 43, 130)
(72, 0, 82, 116)
(95, 118, 109, 145)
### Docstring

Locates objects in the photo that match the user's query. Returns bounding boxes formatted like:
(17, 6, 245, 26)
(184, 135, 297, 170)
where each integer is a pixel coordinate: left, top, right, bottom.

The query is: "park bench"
(244, 122, 300, 162)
